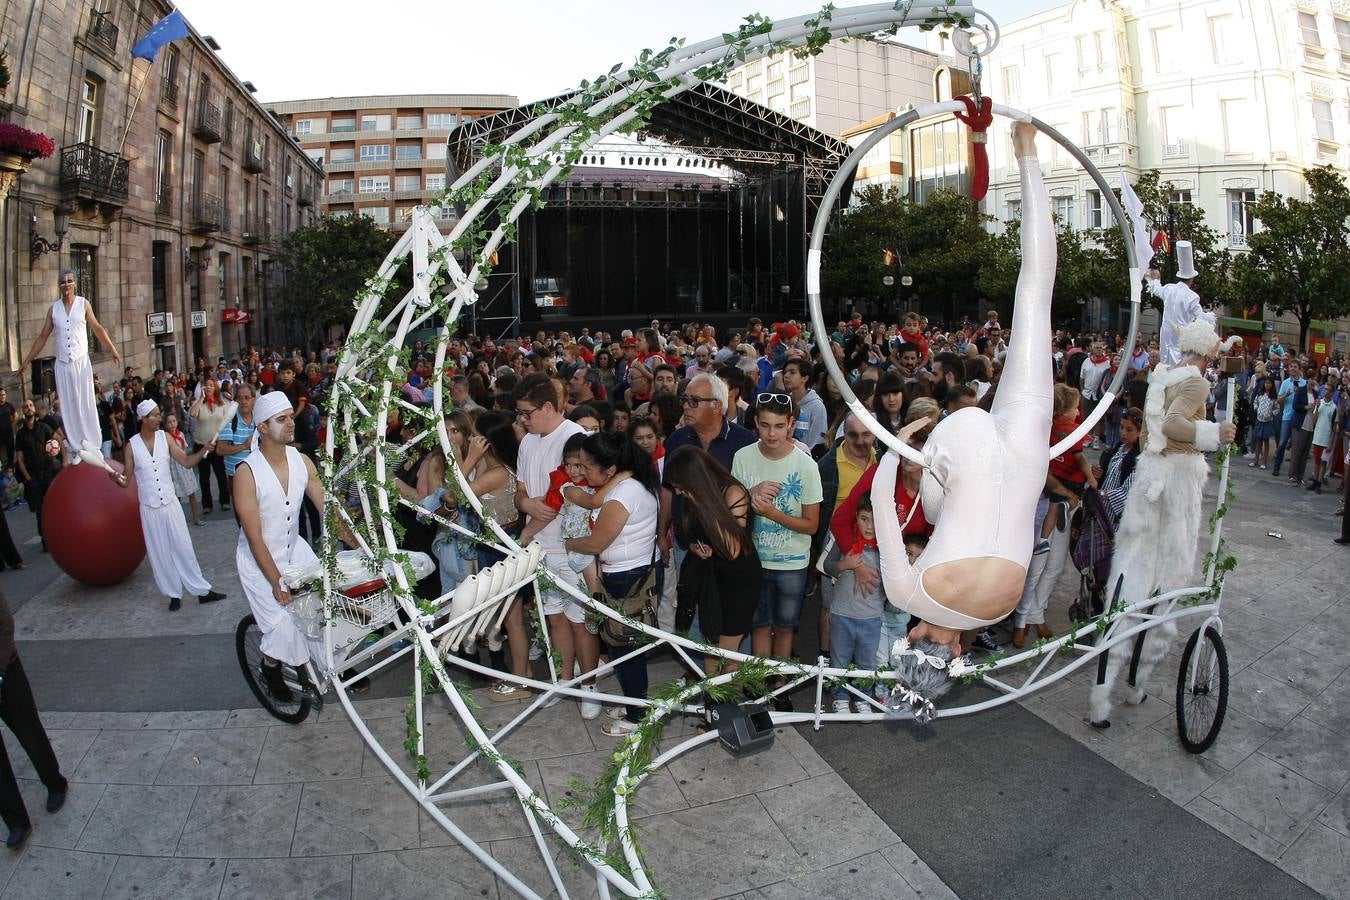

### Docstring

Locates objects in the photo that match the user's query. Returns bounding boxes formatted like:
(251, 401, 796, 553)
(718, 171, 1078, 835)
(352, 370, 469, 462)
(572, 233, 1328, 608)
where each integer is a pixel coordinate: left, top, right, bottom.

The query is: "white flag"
(1118, 173, 1154, 272)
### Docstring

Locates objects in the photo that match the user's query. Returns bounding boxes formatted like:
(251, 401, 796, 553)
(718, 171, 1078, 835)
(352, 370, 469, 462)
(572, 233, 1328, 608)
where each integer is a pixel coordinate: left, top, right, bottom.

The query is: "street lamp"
(900, 274, 913, 315)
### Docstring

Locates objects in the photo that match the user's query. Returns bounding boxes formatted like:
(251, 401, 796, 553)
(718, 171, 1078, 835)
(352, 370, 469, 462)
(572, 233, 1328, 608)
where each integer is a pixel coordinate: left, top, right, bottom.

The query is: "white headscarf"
(135, 399, 158, 418)
(253, 391, 293, 425)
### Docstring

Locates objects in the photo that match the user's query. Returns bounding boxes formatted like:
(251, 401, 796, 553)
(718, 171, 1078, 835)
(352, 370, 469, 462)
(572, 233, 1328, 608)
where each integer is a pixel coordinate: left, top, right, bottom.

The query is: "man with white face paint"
(113, 400, 224, 611)
(233, 392, 347, 701)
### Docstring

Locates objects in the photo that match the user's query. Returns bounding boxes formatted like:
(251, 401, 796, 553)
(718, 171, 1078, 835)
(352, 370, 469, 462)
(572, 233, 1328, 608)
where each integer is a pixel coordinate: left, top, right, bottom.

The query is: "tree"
(1233, 165, 1350, 347)
(978, 221, 1122, 326)
(275, 215, 398, 345)
(821, 184, 993, 322)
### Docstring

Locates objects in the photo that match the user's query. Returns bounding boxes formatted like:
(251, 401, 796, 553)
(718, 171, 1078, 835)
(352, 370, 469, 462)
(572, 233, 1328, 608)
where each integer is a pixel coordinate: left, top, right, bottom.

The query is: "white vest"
(129, 431, 175, 509)
(52, 297, 89, 364)
(236, 446, 308, 572)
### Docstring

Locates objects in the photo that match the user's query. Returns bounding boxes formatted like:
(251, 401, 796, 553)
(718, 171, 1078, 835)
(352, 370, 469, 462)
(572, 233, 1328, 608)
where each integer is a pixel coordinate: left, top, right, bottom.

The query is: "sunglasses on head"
(756, 392, 792, 407)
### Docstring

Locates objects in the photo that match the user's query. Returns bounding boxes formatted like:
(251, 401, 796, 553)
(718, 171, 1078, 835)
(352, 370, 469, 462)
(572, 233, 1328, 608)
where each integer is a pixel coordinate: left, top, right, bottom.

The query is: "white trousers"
(55, 356, 100, 460)
(139, 502, 211, 599)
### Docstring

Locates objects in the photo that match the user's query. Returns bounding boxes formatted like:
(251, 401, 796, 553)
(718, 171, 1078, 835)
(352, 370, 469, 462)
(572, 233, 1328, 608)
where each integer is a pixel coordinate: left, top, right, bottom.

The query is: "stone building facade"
(0, 0, 322, 396)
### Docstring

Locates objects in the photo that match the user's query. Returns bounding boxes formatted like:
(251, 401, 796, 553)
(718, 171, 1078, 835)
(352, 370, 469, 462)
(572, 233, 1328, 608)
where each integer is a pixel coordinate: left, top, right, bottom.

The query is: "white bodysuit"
(871, 143, 1056, 630)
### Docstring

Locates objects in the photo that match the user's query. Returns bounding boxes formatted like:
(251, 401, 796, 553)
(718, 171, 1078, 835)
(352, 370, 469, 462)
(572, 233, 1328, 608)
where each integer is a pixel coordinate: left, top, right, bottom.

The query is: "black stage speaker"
(30, 357, 56, 395)
(708, 702, 775, 757)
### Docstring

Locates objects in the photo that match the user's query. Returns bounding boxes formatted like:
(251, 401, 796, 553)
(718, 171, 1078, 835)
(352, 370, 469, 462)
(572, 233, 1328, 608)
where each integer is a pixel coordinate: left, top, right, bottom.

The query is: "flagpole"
(118, 58, 150, 153)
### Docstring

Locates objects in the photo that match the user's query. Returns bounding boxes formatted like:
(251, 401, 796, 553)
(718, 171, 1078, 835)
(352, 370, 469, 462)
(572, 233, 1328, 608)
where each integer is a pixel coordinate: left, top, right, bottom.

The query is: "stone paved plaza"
(0, 461, 1345, 898)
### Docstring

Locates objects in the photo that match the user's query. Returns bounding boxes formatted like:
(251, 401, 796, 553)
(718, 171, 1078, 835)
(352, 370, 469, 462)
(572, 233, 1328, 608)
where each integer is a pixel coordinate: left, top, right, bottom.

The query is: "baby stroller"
(1068, 487, 1115, 626)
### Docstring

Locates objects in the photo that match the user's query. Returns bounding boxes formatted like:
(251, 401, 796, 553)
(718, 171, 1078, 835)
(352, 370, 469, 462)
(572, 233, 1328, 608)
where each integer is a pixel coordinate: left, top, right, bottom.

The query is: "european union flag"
(131, 10, 190, 62)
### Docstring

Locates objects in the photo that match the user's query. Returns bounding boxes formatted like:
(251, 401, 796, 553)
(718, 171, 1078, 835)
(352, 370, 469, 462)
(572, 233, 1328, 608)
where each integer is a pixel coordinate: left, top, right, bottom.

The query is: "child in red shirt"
(1040, 384, 1097, 551)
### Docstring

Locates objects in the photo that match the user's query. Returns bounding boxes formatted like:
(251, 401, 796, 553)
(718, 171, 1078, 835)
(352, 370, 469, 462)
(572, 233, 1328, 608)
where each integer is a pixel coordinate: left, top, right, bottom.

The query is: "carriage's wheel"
(236, 614, 313, 724)
(1175, 626, 1229, 753)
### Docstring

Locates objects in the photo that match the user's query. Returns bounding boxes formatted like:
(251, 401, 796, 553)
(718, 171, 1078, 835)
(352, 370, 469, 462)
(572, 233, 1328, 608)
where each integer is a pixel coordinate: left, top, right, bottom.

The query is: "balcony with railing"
(1162, 140, 1189, 158)
(240, 214, 265, 244)
(191, 193, 223, 233)
(58, 142, 130, 207)
(193, 97, 222, 144)
(297, 183, 314, 207)
(1228, 232, 1249, 249)
(243, 138, 265, 173)
(160, 78, 179, 108)
(155, 184, 173, 218)
(84, 10, 119, 57)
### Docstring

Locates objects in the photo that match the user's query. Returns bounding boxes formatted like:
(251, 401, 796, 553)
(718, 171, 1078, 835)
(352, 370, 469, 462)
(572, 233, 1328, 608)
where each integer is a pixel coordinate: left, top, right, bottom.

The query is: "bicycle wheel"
(236, 614, 313, 724)
(1175, 625, 1229, 753)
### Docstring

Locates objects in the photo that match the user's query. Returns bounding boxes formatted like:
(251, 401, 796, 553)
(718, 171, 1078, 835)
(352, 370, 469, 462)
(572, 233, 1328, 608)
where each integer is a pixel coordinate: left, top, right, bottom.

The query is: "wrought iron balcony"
(85, 10, 118, 57)
(155, 184, 173, 217)
(191, 193, 223, 233)
(1228, 232, 1249, 249)
(1162, 140, 1189, 158)
(297, 184, 314, 207)
(240, 214, 264, 244)
(58, 142, 130, 207)
(243, 139, 264, 173)
(193, 98, 222, 144)
(161, 78, 179, 107)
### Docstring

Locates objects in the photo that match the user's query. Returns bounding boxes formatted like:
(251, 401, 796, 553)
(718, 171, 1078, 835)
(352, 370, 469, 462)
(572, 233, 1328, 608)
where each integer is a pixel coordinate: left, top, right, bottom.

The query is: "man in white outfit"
(1145, 241, 1215, 367)
(18, 270, 121, 462)
(233, 392, 343, 702)
(112, 400, 224, 611)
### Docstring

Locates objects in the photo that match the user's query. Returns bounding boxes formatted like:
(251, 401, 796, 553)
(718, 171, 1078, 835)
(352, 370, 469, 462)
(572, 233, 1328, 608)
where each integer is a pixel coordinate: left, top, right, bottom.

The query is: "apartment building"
(266, 94, 518, 232)
(0, 0, 322, 382)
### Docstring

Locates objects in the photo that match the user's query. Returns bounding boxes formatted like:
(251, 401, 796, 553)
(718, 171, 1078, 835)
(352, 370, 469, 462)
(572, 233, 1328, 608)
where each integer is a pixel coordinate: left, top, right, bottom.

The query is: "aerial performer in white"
(18, 269, 121, 460)
(870, 122, 1054, 711)
(1089, 316, 1239, 727)
(1145, 240, 1214, 367)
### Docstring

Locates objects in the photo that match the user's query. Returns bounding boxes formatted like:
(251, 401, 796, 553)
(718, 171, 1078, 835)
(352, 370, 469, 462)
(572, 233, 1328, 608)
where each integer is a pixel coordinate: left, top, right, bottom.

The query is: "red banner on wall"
(222, 308, 252, 324)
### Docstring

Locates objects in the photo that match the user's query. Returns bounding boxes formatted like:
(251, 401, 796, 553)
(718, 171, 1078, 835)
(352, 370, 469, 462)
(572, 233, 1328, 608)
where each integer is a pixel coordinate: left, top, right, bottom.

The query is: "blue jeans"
(1273, 419, 1296, 471)
(752, 567, 808, 631)
(830, 614, 881, 701)
(602, 565, 652, 723)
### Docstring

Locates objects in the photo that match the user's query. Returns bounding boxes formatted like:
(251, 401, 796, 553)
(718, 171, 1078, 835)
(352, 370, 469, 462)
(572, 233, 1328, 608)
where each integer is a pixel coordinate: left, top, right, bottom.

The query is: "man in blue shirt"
(216, 384, 259, 504)
(1272, 360, 1305, 476)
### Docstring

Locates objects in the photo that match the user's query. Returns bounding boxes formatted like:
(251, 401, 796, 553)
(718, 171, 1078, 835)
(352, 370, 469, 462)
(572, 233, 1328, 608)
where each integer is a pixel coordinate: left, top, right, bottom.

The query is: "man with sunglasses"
(18, 270, 121, 462)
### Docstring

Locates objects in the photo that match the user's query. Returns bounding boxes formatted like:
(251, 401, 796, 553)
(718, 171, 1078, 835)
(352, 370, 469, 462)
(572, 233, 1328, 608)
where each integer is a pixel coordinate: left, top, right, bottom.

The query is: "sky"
(168, 0, 1063, 105)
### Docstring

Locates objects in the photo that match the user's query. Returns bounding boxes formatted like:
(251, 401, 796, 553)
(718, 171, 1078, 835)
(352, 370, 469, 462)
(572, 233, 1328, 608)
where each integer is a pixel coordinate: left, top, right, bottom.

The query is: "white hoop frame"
(310, 6, 1229, 898)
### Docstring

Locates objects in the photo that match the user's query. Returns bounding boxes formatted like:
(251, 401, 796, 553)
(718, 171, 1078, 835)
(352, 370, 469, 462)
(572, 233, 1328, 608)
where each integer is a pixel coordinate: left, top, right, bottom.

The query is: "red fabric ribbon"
(953, 95, 994, 202)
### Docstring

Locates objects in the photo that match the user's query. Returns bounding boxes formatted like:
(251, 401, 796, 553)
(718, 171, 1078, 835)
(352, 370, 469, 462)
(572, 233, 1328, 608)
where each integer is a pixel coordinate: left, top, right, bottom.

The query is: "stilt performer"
(111, 400, 226, 611)
(18, 270, 121, 460)
(1089, 317, 1239, 726)
(870, 123, 1055, 706)
(1146, 241, 1214, 367)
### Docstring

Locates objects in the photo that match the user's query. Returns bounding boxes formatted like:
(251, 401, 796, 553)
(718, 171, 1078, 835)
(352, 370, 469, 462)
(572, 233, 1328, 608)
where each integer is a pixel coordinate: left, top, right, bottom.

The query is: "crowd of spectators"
(1, 308, 1338, 722)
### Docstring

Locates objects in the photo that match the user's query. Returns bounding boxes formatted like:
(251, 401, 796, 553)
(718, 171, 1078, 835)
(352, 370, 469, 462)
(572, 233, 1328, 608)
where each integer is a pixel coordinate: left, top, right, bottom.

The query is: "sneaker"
(1033, 538, 1051, 555)
(486, 681, 530, 703)
(1260, 464, 1267, 469)
(579, 685, 602, 720)
(1248, 461, 1258, 468)
(605, 705, 627, 720)
(601, 718, 639, 737)
(971, 630, 1002, 653)
(832, 698, 851, 714)
(528, 639, 544, 661)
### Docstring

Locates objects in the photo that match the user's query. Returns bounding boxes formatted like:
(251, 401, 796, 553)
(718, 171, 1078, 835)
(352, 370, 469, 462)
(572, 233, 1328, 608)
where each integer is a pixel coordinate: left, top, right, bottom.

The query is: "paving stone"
(473, 698, 599, 762)
(102, 855, 227, 900)
(1149, 706, 1274, 773)
(292, 776, 422, 856)
(1225, 668, 1313, 730)
(351, 846, 497, 899)
(5, 728, 96, 782)
(1102, 725, 1228, 805)
(61, 712, 150, 731)
(775, 727, 834, 778)
(878, 842, 962, 900)
(487, 828, 604, 899)
(665, 735, 810, 806)
(535, 745, 688, 829)
(155, 726, 266, 786)
(1257, 714, 1350, 792)
(745, 850, 919, 899)
(757, 772, 896, 869)
(76, 784, 197, 855)
(176, 782, 302, 859)
(419, 760, 544, 846)
(1316, 786, 1350, 839)
(1184, 796, 1286, 862)
(19, 780, 104, 850)
(1201, 753, 1333, 844)
(1301, 670, 1350, 736)
(1, 845, 116, 900)
(1279, 822, 1350, 899)
(637, 795, 806, 898)
(252, 721, 365, 783)
(218, 855, 352, 900)
(141, 710, 230, 730)
(72, 729, 178, 785)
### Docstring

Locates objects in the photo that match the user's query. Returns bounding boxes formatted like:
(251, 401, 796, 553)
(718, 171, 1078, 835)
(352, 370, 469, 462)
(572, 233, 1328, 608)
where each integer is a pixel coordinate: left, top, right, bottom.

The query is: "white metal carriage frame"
(242, 5, 1238, 897)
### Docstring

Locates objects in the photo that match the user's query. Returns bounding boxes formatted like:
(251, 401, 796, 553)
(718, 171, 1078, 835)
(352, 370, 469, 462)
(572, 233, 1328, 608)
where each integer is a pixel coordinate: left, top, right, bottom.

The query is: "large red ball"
(44, 459, 146, 586)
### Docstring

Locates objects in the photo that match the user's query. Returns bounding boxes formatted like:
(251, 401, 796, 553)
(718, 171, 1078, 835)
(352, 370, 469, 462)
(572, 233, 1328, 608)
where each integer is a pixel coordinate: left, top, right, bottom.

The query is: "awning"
(1310, 320, 1337, 332)
(1217, 316, 1263, 331)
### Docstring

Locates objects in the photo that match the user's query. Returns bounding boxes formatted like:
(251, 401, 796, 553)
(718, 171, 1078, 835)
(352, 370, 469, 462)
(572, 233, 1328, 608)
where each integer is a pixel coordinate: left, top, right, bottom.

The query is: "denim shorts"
(751, 567, 808, 630)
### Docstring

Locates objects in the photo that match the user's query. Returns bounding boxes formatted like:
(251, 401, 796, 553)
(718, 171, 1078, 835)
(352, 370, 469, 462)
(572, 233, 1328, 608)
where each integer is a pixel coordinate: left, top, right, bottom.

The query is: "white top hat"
(1176, 240, 1198, 280)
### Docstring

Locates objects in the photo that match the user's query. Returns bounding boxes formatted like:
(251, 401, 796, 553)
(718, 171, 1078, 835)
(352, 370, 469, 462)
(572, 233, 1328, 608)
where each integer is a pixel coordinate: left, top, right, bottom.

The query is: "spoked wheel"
(1175, 625, 1229, 753)
(236, 614, 313, 724)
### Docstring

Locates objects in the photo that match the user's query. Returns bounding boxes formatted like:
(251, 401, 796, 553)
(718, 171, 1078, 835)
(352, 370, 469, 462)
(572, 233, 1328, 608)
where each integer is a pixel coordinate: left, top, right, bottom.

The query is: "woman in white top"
(19, 269, 121, 460)
(189, 377, 231, 512)
(562, 431, 660, 737)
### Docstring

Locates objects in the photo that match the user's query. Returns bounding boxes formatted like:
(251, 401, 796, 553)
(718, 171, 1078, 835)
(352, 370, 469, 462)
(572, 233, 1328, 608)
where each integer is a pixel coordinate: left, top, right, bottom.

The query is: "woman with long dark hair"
(1095, 407, 1143, 523)
(872, 371, 905, 434)
(562, 430, 661, 736)
(663, 445, 761, 675)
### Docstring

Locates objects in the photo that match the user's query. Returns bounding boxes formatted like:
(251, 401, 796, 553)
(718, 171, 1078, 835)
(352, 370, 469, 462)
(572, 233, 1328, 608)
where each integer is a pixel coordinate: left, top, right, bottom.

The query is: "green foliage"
(1232, 165, 1350, 346)
(275, 215, 397, 344)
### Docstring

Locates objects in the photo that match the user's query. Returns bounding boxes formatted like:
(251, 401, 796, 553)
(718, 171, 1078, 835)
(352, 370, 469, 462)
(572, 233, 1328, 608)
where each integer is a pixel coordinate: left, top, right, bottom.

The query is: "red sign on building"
(222, 308, 252, 323)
